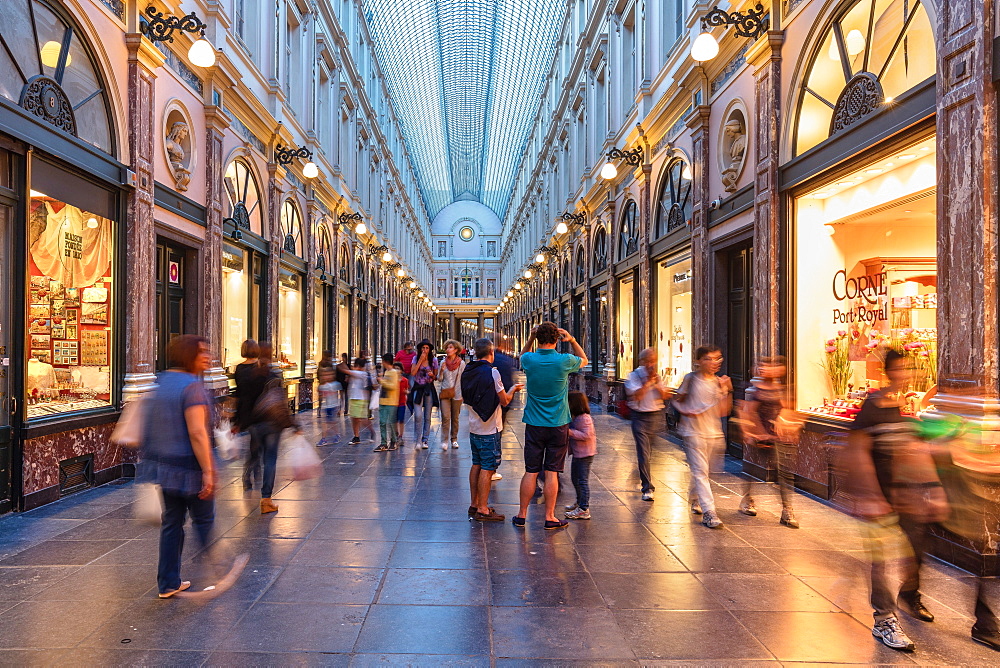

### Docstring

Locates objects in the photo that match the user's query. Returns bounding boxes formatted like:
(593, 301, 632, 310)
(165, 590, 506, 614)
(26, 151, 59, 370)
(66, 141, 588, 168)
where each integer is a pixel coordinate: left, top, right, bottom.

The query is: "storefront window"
(278, 271, 302, 376)
(794, 135, 937, 418)
(337, 294, 350, 357)
(221, 245, 247, 370)
(27, 187, 113, 417)
(656, 255, 692, 387)
(795, 0, 935, 155)
(617, 274, 634, 378)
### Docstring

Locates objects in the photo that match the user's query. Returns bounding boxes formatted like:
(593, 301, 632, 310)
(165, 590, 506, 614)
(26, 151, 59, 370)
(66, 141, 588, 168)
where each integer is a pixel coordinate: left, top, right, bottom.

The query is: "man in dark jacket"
(461, 338, 522, 521)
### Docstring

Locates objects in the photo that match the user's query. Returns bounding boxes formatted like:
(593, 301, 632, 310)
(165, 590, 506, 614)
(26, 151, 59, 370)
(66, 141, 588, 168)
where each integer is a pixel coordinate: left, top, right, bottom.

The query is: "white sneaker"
(565, 503, 578, 511)
(441, 442, 448, 451)
(641, 491, 654, 501)
(872, 616, 915, 651)
(690, 499, 703, 515)
(565, 507, 591, 520)
(702, 510, 723, 528)
(491, 472, 503, 481)
(452, 440, 460, 449)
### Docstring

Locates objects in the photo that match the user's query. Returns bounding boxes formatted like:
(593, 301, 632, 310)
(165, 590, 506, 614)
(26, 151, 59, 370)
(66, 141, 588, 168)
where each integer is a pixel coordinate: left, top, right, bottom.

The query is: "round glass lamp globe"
(600, 162, 618, 180)
(302, 161, 319, 179)
(354, 222, 367, 235)
(409, 281, 416, 289)
(396, 268, 405, 277)
(535, 253, 545, 264)
(523, 270, 532, 279)
(691, 32, 719, 62)
(555, 221, 569, 234)
(418, 291, 424, 298)
(514, 282, 523, 290)
(382, 251, 393, 262)
(188, 38, 217, 68)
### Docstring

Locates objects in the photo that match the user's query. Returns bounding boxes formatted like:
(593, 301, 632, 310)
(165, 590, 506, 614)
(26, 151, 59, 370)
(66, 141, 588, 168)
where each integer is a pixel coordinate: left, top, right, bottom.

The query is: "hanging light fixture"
(382, 250, 393, 263)
(535, 253, 545, 264)
(555, 221, 569, 234)
(523, 269, 533, 279)
(601, 147, 643, 180)
(141, 7, 216, 68)
(409, 281, 416, 289)
(396, 268, 405, 277)
(691, 3, 769, 63)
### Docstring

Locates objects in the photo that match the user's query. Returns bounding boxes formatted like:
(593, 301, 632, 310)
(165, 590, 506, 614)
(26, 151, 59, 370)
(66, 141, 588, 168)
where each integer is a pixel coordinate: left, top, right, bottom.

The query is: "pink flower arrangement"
(825, 345, 837, 353)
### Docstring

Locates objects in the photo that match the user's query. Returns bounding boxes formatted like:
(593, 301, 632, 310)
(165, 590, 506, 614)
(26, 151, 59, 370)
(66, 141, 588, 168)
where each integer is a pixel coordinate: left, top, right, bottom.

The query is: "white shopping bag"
(286, 432, 322, 480)
(369, 387, 381, 411)
(135, 482, 163, 525)
(214, 420, 238, 460)
(111, 397, 145, 448)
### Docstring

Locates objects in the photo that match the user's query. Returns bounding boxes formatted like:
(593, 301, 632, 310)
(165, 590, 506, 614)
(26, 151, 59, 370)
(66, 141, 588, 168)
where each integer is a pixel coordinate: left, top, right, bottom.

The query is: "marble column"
(749, 33, 784, 363)
(202, 105, 229, 391)
(930, 0, 1000, 433)
(637, 158, 653, 352)
(265, 167, 284, 345)
(121, 35, 164, 400)
(687, 105, 712, 348)
(477, 311, 485, 339)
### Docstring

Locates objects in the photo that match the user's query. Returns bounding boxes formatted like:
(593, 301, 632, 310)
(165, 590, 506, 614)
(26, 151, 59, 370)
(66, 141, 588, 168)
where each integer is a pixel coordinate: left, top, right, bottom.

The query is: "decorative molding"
(100, 0, 125, 20)
(831, 72, 884, 135)
(154, 42, 204, 95)
(711, 44, 749, 95)
(223, 108, 267, 154)
(668, 107, 692, 141)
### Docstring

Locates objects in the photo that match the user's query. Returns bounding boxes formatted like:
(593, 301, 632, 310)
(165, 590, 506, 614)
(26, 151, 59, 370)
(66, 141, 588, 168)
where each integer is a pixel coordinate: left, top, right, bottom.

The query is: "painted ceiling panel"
(364, 0, 563, 221)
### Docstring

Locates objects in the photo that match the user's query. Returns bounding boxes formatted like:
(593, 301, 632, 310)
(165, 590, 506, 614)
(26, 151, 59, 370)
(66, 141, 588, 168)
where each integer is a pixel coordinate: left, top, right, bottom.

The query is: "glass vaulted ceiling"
(364, 0, 563, 221)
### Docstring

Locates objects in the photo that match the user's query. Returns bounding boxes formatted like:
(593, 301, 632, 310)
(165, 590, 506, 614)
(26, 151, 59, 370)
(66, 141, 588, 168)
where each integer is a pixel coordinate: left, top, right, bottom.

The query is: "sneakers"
(872, 616, 915, 651)
(780, 508, 800, 529)
(702, 510, 723, 528)
(491, 472, 503, 481)
(349, 437, 361, 445)
(452, 440, 460, 449)
(388, 442, 398, 451)
(421, 440, 429, 449)
(566, 507, 591, 520)
(739, 494, 757, 516)
(373, 443, 389, 452)
(690, 498, 703, 515)
(971, 625, 1000, 650)
(441, 441, 448, 451)
(565, 503, 578, 511)
(158, 580, 191, 598)
(641, 491, 655, 501)
(475, 507, 505, 522)
(898, 591, 935, 622)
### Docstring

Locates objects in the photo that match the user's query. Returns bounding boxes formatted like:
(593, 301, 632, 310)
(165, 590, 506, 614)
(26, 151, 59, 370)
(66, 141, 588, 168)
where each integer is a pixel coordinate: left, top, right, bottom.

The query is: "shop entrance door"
(725, 243, 754, 397)
(155, 242, 186, 371)
(0, 189, 15, 513)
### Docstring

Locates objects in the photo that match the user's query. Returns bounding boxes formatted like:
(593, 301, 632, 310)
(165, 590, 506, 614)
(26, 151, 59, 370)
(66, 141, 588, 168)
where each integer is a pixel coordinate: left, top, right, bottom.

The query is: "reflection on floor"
(0, 404, 995, 665)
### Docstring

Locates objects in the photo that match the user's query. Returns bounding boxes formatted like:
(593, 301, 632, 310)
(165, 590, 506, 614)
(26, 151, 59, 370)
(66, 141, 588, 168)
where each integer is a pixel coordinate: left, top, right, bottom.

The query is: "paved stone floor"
(0, 404, 998, 666)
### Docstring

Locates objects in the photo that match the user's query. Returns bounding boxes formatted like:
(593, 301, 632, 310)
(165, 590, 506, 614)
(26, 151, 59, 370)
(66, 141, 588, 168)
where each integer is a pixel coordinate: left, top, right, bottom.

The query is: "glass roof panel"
(364, 0, 563, 221)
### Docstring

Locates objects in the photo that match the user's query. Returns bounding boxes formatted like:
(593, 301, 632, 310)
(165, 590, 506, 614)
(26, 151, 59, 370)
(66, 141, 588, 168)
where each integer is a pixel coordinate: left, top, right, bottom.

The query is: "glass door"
(0, 179, 16, 513)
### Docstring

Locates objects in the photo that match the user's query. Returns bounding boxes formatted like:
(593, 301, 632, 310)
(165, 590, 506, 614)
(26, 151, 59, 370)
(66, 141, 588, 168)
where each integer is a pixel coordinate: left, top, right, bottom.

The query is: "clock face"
(2, 0, 114, 153)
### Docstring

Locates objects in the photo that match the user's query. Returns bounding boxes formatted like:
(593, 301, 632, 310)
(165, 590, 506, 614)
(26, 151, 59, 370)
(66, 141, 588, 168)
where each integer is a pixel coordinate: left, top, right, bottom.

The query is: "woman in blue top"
(409, 339, 439, 448)
(140, 335, 216, 598)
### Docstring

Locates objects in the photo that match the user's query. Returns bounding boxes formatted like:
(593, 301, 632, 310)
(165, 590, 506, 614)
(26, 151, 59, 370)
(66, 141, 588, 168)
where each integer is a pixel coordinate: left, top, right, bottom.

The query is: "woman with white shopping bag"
(244, 342, 297, 514)
(138, 335, 217, 598)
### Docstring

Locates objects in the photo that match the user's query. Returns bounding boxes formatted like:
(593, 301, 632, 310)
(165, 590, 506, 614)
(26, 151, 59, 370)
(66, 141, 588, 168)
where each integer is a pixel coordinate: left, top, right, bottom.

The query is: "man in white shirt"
(624, 348, 672, 501)
(461, 338, 522, 522)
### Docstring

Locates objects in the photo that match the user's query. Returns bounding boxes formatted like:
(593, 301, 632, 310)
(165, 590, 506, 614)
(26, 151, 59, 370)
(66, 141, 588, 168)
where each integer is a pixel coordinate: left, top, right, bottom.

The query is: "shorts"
(523, 424, 569, 473)
(469, 432, 502, 471)
(396, 405, 407, 423)
(349, 399, 369, 419)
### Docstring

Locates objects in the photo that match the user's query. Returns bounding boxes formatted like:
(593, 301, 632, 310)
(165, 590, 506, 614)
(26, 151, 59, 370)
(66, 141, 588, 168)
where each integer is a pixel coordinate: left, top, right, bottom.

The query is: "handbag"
(111, 396, 145, 448)
(252, 377, 294, 430)
(440, 387, 455, 400)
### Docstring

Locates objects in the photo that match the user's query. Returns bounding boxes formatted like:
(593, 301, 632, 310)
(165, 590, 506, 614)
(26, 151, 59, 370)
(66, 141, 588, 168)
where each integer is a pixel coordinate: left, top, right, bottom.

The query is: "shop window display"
(27, 191, 113, 417)
(221, 246, 247, 370)
(655, 255, 692, 387)
(794, 136, 937, 419)
(278, 272, 302, 376)
(617, 274, 634, 378)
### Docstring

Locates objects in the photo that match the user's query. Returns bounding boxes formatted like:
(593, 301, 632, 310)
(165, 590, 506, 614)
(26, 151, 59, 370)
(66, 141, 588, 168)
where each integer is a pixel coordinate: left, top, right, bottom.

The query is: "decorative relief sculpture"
(20, 75, 77, 136)
(165, 120, 192, 191)
(831, 72, 884, 135)
(720, 115, 747, 193)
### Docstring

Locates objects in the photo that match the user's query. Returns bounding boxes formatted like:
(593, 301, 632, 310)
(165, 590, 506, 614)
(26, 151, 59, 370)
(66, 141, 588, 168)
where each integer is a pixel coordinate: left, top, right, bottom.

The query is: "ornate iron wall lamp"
(274, 145, 319, 178)
(140, 7, 216, 67)
(339, 211, 366, 235)
(368, 244, 392, 263)
(691, 3, 769, 62)
(600, 147, 643, 180)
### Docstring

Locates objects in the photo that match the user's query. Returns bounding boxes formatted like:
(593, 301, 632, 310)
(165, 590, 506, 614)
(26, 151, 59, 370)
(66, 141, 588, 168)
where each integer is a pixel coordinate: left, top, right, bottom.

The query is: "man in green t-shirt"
(512, 321, 588, 530)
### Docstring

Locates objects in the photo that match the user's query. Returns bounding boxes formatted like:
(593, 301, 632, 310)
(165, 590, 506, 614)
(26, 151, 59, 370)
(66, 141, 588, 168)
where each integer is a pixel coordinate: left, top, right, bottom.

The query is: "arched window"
(794, 0, 934, 155)
(370, 267, 378, 298)
(656, 159, 692, 238)
(224, 159, 264, 237)
(0, 0, 115, 153)
(316, 224, 333, 277)
(356, 257, 366, 291)
(575, 247, 587, 285)
(280, 199, 302, 256)
(593, 227, 608, 273)
(339, 244, 351, 282)
(618, 201, 638, 261)
(562, 259, 570, 292)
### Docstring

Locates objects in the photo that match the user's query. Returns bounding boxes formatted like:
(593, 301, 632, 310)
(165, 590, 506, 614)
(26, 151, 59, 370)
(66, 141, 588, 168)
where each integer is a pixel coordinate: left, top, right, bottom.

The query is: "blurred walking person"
(317, 350, 341, 446)
(344, 357, 376, 445)
(844, 349, 948, 652)
(394, 362, 409, 446)
(490, 342, 518, 481)
(374, 353, 401, 452)
(410, 339, 439, 448)
(242, 343, 294, 514)
(232, 340, 264, 491)
(439, 339, 466, 450)
(735, 356, 801, 527)
(624, 348, 672, 502)
(140, 335, 216, 598)
(673, 345, 732, 529)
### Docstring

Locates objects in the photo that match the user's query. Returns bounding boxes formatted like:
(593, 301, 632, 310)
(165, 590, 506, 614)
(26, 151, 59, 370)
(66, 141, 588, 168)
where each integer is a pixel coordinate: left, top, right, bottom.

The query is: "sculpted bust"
(721, 118, 746, 193)
(166, 121, 191, 191)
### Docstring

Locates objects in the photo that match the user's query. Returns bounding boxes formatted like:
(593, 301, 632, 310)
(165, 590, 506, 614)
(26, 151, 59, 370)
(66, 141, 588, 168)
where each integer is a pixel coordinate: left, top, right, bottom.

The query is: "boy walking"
(374, 353, 400, 452)
(461, 338, 522, 521)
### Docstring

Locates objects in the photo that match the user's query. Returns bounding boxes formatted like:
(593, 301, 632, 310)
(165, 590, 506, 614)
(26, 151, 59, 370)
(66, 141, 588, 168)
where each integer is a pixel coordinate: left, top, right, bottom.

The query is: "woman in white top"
(438, 339, 467, 450)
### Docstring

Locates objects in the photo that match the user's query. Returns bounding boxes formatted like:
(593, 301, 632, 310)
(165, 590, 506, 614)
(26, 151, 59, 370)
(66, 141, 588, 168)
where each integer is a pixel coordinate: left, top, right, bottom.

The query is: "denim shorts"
(397, 405, 407, 423)
(469, 432, 502, 471)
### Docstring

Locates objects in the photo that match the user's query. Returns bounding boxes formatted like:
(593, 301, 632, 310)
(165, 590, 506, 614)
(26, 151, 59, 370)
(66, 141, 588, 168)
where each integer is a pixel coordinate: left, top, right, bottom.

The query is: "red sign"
(168, 261, 180, 284)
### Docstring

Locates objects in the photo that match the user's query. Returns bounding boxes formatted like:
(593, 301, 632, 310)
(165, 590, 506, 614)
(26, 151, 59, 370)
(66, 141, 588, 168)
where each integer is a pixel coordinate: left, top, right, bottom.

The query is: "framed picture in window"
(81, 303, 107, 324)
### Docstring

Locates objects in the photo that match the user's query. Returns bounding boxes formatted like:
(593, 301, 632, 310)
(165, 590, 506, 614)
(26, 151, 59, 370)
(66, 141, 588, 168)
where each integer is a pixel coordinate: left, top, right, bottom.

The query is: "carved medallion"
(830, 72, 884, 135)
(225, 201, 252, 230)
(19, 76, 77, 136)
(667, 204, 686, 232)
(283, 233, 297, 254)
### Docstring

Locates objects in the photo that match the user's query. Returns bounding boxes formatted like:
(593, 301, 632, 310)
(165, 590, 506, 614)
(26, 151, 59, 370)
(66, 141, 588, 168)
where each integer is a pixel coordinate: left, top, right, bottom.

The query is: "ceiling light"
(600, 162, 618, 180)
(865, 169, 883, 175)
(40, 41, 69, 68)
(846, 29, 866, 57)
(86, 217, 99, 229)
(555, 222, 568, 234)
(883, 162, 894, 168)
(919, 146, 930, 151)
(897, 154, 916, 160)
(682, 164, 693, 180)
